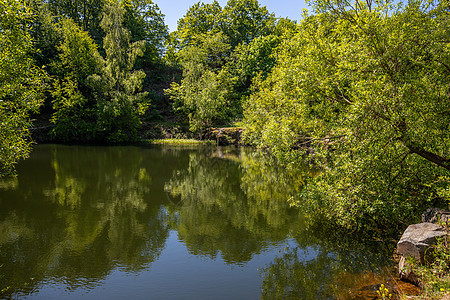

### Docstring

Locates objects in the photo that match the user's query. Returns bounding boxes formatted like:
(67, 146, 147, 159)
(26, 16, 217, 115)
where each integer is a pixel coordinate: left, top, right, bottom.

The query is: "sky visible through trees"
(152, 0, 308, 31)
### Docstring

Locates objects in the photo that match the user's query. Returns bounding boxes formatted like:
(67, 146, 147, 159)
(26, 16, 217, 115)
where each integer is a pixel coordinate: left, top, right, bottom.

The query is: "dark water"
(0, 144, 395, 299)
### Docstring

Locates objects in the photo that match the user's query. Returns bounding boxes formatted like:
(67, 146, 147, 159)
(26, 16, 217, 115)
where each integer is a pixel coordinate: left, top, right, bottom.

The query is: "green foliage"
(219, 0, 276, 48)
(50, 18, 102, 142)
(231, 34, 280, 81)
(47, 0, 105, 44)
(224, 34, 282, 115)
(122, 0, 168, 62)
(165, 32, 232, 132)
(243, 12, 348, 152)
(243, 0, 450, 233)
(28, 1, 62, 67)
(175, 0, 222, 47)
(409, 224, 450, 299)
(172, 0, 278, 50)
(88, 0, 149, 142)
(0, 0, 45, 176)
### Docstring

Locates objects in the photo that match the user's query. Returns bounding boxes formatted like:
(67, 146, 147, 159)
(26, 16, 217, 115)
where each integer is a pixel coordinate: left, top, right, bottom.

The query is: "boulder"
(397, 223, 447, 263)
(422, 207, 450, 225)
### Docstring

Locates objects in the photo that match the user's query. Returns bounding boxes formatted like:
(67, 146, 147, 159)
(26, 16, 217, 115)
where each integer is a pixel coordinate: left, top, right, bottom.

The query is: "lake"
(0, 144, 395, 299)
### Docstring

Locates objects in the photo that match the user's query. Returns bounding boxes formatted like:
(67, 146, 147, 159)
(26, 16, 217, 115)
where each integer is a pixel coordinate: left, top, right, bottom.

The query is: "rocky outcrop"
(422, 207, 450, 225)
(396, 208, 450, 293)
(397, 220, 449, 286)
(397, 223, 447, 263)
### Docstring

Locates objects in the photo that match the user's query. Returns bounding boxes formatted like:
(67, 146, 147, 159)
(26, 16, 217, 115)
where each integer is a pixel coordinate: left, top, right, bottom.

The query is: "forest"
(1, 0, 449, 235)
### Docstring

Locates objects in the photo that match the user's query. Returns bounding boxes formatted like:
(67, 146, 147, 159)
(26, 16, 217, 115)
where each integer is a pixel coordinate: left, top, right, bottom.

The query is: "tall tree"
(50, 18, 102, 142)
(88, 0, 148, 142)
(243, 0, 450, 233)
(219, 0, 276, 47)
(165, 32, 232, 132)
(0, 0, 45, 176)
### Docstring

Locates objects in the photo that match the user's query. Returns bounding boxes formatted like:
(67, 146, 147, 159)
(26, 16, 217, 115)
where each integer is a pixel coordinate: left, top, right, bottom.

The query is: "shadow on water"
(0, 144, 398, 299)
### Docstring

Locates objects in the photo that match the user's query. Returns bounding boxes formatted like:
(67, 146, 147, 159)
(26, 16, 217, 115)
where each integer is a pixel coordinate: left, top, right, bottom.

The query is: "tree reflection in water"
(260, 224, 395, 299)
(0, 145, 395, 299)
(164, 148, 313, 264)
(0, 145, 169, 296)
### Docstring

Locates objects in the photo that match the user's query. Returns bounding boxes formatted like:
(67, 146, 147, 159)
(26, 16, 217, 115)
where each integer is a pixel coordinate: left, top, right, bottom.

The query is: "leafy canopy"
(165, 0, 280, 131)
(0, 0, 45, 176)
(243, 0, 450, 233)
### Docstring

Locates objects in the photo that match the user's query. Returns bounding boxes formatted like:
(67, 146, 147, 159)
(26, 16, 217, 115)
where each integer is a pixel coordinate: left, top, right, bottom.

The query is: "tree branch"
(402, 141, 450, 171)
(367, 108, 449, 170)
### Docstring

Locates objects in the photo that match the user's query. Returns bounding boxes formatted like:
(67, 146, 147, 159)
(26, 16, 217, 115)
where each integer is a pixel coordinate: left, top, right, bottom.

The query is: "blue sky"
(152, 0, 309, 32)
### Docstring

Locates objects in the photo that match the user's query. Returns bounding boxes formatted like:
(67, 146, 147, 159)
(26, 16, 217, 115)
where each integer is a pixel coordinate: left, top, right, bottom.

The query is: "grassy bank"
(142, 138, 215, 145)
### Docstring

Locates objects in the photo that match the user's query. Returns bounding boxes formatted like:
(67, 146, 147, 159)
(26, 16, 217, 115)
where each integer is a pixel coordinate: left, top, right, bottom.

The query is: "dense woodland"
(0, 0, 449, 236)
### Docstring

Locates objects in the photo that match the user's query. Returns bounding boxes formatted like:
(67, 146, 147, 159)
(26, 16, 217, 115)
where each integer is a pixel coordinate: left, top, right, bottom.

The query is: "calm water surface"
(0, 144, 394, 299)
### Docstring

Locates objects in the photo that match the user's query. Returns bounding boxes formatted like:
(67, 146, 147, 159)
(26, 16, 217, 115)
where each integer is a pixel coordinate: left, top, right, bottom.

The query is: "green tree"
(219, 0, 276, 48)
(165, 32, 232, 132)
(243, 0, 450, 233)
(0, 0, 45, 176)
(47, 0, 105, 44)
(175, 0, 222, 47)
(223, 33, 282, 116)
(89, 0, 149, 142)
(28, 1, 62, 68)
(166, 0, 280, 131)
(50, 18, 102, 142)
(243, 12, 346, 155)
(218, 17, 296, 120)
(122, 0, 168, 62)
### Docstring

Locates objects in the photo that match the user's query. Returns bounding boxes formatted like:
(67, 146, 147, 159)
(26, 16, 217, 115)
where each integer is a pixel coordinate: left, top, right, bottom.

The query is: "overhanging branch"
(402, 141, 450, 171)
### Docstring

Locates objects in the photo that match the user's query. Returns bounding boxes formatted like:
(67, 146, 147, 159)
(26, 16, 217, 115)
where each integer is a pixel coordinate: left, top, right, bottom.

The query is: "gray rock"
(422, 207, 450, 224)
(397, 223, 447, 263)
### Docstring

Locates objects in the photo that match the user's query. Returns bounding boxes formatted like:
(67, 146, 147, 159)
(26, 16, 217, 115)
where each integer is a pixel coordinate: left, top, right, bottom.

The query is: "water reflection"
(0, 145, 394, 299)
(260, 231, 394, 299)
(0, 145, 170, 296)
(164, 149, 307, 264)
